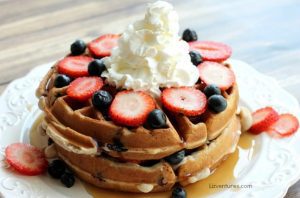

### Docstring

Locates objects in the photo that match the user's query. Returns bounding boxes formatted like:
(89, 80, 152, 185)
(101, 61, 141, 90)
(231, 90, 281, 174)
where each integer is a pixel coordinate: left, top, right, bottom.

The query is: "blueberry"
(164, 150, 185, 165)
(107, 140, 128, 152)
(70, 39, 86, 55)
(88, 59, 106, 76)
(48, 138, 54, 146)
(54, 74, 71, 88)
(48, 160, 66, 179)
(189, 51, 202, 66)
(92, 90, 112, 110)
(204, 84, 221, 98)
(182, 29, 198, 42)
(208, 95, 227, 113)
(60, 172, 75, 188)
(147, 109, 167, 129)
(172, 186, 187, 198)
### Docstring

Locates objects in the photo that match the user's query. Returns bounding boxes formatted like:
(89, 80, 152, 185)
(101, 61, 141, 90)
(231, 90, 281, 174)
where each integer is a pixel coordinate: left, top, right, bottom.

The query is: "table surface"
(0, 0, 299, 197)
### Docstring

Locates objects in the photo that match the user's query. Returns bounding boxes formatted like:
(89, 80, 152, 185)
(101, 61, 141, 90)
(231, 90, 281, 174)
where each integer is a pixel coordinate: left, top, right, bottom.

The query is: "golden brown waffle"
(36, 59, 241, 192)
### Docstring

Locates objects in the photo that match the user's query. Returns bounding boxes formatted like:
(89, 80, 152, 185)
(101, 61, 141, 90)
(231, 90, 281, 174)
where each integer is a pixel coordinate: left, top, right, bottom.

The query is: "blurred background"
(0, 0, 299, 196)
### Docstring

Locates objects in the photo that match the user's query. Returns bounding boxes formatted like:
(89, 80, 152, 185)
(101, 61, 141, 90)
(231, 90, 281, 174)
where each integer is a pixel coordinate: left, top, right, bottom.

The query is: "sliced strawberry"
(189, 41, 232, 62)
(198, 61, 235, 90)
(267, 114, 299, 138)
(161, 87, 207, 116)
(88, 34, 120, 58)
(5, 143, 48, 176)
(67, 77, 103, 101)
(57, 56, 93, 78)
(109, 91, 155, 127)
(249, 107, 279, 134)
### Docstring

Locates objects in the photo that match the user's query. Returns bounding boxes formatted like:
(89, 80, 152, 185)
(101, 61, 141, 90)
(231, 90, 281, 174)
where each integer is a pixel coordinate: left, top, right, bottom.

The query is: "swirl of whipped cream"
(102, 1, 199, 96)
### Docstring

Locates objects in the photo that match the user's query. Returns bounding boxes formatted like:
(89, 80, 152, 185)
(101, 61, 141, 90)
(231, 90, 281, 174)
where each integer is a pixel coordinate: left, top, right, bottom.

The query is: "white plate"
(0, 59, 299, 198)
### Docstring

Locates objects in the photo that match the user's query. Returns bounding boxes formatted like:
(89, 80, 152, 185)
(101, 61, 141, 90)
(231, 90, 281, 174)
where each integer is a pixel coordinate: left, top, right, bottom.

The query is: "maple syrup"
(84, 132, 258, 198)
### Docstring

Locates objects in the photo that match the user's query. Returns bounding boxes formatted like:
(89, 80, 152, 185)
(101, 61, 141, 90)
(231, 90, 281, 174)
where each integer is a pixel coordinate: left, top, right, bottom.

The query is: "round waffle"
(36, 58, 242, 193)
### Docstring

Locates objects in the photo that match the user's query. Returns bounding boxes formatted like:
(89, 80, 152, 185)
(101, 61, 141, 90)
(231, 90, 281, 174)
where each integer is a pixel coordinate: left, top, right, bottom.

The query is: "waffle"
(36, 59, 241, 192)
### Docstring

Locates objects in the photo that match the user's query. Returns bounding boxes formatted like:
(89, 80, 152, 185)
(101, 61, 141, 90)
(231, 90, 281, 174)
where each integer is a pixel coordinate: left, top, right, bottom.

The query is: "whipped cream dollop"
(102, 1, 199, 96)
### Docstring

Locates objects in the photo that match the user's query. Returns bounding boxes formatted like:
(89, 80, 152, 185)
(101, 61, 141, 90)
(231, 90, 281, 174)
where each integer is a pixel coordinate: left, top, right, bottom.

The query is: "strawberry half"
(267, 114, 299, 138)
(88, 34, 120, 58)
(109, 91, 155, 127)
(189, 41, 232, 62)
(198, 61, 235, 90)
(67, 77, 103, 101)
(57, 56, 93, 78)
(5, 143, 48, 176)
(161, 87, 207, 116)
(249, 107, 279, 134)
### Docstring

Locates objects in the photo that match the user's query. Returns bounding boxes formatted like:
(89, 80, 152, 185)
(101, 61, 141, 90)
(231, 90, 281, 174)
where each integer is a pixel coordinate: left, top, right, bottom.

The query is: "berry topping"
(88, 59, 106, 76)
(5, 143, 48, 176)
(182, 29, 198, 42)
(92, 90, 113, 111)
(88, 34, 120, 58)
(189, 51, 202, 66)
(249, 107, 279, 134)
(172, 186, 187, 198)
(161, 87, 207, 116)
(146, 109, 167, 129)
(67, 77, 103, 101)
(208, 95, 227, 113)
(109, 91, 155, 127)
(48, 159, 66, 179)
(198, 61, 235, 90)
(70, 39, 86, 55)
(164, 150, 185, 165)
(203, 84, 221, 98)
(57, 56, 93, 78)
(189, 41, 232, 62)
(60, 171, 75, 188)
(267, 114, 299, 137)
(54, 74, 72, 88)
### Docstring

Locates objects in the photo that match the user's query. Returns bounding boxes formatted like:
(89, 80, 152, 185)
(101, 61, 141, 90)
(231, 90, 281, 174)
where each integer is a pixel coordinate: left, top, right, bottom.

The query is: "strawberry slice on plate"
(161, 87, 207, 116)
(67, 77, 103, 101)
(189, 41, 232, 62)
(249, 107, 279, 134)
(5, 143, 48, 176)
(198, 61, 235, 90)
(267, 114, 299, 138)
(88, 34, 120, 58)
(109, 90, 155, 127)
(57, 56, 93, 78)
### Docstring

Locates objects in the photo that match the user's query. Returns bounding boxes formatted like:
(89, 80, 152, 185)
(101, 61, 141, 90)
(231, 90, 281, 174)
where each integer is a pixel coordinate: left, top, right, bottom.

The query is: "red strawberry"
(5, 143, 48, 176)
(249, 107, 279, 134)
(161, 87, 207, 116)
(67, 77, 103, 101)
(109, 91, 155, 127)
(88, 34, 120, 57)
(198, 61, 235, 90)
(189, 41, 232, 62)
(267, 114, 299, 138)
(57, 56, 93, 78)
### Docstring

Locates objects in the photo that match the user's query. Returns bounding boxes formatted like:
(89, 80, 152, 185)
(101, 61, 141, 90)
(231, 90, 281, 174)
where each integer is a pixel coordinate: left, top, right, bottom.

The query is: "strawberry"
(5, 143, 48, 176)
(161, 87, 207, 116)
(267, 114, 299, 138)
(189, 41, 232, 62)
(67, 77, 103, 101)
(249, 107, 279, 134)
(198, 61, 235, 90)
(88, 34, 120, 58)
(57, 56, 93, 78)
(109, 91, 155, 127)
